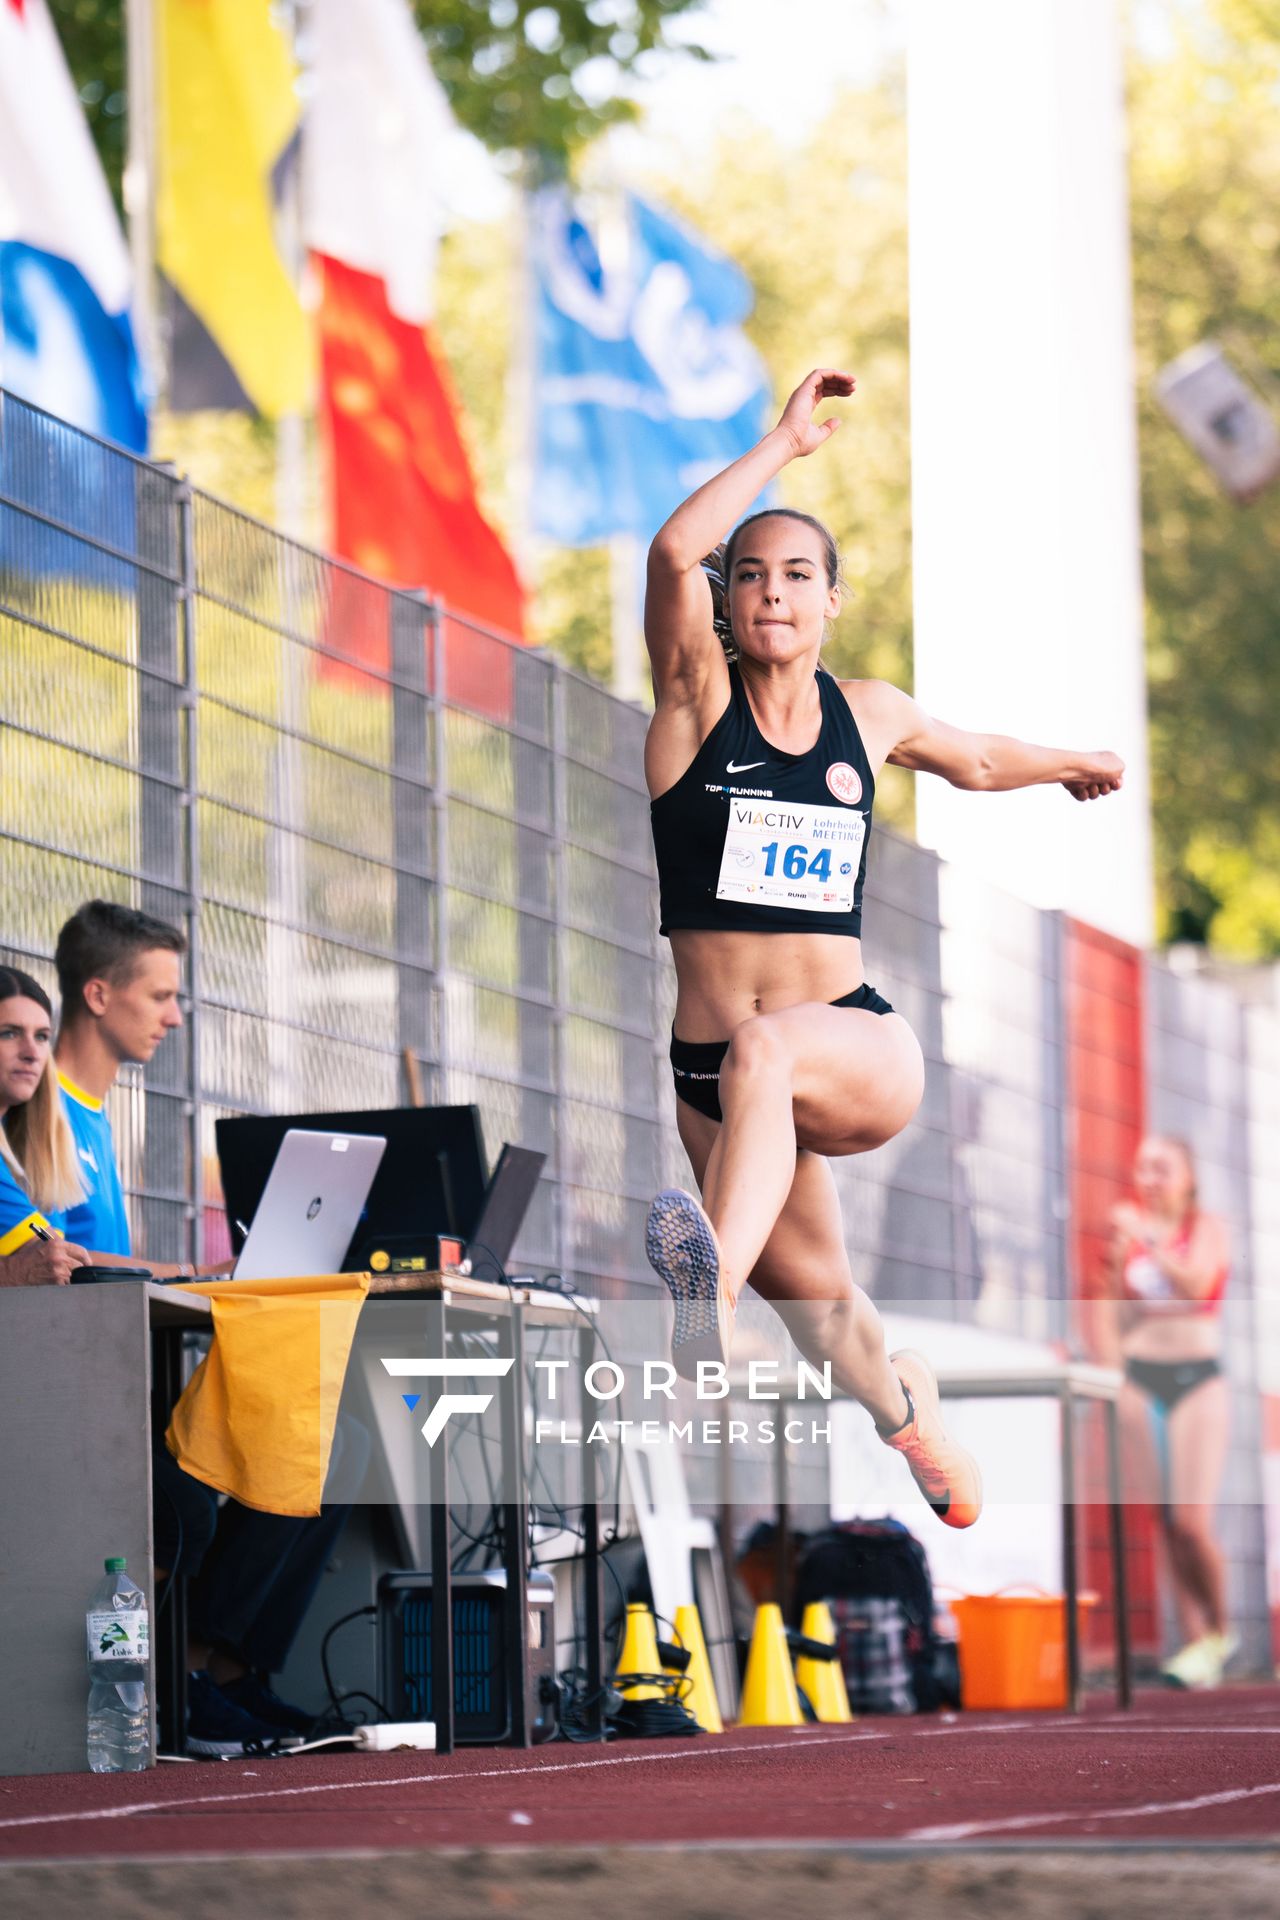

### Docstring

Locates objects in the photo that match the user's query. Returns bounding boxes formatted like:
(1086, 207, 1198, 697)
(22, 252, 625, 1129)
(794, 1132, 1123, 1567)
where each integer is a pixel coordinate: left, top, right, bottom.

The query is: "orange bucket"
(950, 1588, 1099, 1710)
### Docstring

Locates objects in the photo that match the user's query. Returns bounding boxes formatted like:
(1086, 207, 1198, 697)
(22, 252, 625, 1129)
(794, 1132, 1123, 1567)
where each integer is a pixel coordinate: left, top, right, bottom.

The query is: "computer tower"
(377, 1569, 556, 1743)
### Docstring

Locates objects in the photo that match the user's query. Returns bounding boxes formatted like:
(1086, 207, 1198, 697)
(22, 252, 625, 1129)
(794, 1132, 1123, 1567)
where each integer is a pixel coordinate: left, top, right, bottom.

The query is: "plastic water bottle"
(86, 1556, 150, 1772)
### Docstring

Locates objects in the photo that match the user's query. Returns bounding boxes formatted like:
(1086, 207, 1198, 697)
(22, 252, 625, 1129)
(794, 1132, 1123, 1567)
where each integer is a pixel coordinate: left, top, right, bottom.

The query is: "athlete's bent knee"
(723, 1014, 792, 1086)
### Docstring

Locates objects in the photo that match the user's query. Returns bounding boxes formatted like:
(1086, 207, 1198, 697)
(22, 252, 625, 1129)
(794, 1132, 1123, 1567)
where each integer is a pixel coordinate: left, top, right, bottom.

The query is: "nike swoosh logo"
(726, 760, 766, 774)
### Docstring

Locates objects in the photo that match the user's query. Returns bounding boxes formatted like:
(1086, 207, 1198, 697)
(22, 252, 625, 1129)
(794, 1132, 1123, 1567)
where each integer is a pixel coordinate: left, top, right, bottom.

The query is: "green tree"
(1127, 0, 1280, 954)
(45, 1, 126, 210)
(413, 0, 711, 164)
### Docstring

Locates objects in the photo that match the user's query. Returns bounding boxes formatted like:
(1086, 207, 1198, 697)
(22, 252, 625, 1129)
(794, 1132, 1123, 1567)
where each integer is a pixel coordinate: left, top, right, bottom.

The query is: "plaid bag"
(830, 1595, 916, 1715)
(794, 1519, 949, 1713)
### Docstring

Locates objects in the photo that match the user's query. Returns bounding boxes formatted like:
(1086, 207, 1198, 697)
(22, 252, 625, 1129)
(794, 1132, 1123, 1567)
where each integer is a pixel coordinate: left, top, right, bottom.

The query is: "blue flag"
(531, 189, 772, 545)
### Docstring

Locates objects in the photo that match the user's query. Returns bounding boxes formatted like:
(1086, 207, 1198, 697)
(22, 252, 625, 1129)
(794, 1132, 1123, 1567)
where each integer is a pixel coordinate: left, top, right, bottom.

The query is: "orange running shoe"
(879, 1349, 983, 1528)
(644, 1188, 735, 1380)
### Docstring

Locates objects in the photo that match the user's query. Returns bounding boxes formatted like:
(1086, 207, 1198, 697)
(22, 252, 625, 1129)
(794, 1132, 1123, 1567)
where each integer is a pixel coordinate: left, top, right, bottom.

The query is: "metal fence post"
(178, 479, 202, 1265)
(391, 592, 434, 1096)
(548, 660, 569, 1281)
(428, 599, 450, 1106)
(135, 457, 199, 1263)
(512, 646, 554, 1172)
(1045, 909, 1071, 1348)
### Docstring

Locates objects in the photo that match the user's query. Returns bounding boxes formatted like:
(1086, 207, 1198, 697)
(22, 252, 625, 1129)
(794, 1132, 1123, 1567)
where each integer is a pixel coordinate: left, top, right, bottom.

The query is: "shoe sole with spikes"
(644, 1188, 734, 1380)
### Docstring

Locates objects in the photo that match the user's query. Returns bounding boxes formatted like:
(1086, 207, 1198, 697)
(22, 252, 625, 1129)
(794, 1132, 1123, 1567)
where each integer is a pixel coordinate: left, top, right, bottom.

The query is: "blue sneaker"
(218, 1671, 317, 1738)
(186, 1669, 306, 1758)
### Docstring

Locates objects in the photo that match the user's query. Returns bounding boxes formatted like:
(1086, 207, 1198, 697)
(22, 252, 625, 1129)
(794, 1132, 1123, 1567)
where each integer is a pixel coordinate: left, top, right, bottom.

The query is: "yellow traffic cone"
(614, 1603, 664, 1701)
(738, 1603, 804, 1726)
(667, 1603, 723, 1733)
(795, 1602, 853, 1723)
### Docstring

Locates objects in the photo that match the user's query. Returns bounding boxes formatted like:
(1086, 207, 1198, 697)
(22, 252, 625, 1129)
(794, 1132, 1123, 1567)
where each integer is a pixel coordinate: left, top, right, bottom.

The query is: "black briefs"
(1124, 1355, 1222, 1414)
(669, 981, 896, 1123)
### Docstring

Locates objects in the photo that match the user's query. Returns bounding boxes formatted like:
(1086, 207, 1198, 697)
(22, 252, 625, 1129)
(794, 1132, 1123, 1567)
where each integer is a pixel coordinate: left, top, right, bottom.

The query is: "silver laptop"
(233, 1128, 387, 1281)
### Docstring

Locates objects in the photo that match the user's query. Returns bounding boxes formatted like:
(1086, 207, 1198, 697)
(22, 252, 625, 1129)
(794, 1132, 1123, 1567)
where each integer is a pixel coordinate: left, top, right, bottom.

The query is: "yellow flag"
(166, 1273, 370, 1517)
(156, 0, 312, 417)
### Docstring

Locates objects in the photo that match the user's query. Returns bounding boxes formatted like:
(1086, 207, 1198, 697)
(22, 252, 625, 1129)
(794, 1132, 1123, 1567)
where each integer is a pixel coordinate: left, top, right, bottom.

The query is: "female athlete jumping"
(642, 369, 1124, 1528)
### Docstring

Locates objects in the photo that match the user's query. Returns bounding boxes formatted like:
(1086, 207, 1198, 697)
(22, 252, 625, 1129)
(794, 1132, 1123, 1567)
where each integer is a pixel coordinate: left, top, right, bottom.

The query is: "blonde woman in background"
(1100, 1135, 1235, 1689)
(0, 964, 90, 1284)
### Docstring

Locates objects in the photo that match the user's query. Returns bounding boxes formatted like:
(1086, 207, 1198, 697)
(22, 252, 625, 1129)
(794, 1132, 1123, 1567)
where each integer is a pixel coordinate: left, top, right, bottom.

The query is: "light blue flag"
(531, 188, 772, 546)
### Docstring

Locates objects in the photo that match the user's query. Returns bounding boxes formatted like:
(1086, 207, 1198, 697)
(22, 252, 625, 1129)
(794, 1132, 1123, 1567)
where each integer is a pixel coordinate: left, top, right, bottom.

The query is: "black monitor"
(215, 1105, 489, 1268)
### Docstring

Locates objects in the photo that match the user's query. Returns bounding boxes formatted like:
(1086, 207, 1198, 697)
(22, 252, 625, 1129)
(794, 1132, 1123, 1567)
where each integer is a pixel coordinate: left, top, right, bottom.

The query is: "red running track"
(1, 1686, 1278, 1862)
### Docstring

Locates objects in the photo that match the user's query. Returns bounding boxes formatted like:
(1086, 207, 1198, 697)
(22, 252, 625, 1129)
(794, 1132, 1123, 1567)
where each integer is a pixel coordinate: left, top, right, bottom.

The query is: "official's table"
(0, 1272, 604, 1773)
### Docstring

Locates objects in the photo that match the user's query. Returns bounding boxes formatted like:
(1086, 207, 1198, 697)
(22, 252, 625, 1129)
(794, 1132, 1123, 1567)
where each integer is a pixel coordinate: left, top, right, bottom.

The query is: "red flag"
(317, 253, 523, 654)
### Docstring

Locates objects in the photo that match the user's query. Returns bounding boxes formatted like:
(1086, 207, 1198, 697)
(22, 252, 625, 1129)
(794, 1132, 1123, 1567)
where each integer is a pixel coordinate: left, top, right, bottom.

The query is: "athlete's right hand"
(1063, 751, 1125, 802)
(776, 368, 855, 457)
(0, 1237, 91, 1287)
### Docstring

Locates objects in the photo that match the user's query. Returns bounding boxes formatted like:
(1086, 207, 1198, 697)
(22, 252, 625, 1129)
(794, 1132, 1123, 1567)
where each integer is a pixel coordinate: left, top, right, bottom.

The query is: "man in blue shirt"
(52, 900, 363, 1756)
(53, 900, 188, 1267)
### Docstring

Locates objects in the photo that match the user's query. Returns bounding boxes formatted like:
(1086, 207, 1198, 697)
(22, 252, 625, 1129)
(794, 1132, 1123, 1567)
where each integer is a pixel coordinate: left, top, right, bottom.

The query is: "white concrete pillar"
(907, 0, 1153, 945)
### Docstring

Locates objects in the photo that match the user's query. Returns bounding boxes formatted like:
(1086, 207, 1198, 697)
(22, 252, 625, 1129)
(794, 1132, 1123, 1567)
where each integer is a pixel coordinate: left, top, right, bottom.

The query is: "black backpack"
(793, 1519, 954, 1712)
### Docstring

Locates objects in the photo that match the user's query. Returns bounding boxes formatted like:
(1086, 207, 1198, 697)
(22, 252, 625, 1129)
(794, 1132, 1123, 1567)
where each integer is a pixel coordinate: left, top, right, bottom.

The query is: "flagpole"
(599, 162, 646, 705)
(508, 162, 538, 585)
(276, 0, 310, 542)
(609, 531, 645, 705)
(124, 0, 160, 403)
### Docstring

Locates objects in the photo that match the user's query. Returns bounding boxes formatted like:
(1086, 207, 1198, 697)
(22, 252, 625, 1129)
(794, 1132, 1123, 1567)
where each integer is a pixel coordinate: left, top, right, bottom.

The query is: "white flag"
(304, 0, 456, 324)
(0, 0, 144, 444)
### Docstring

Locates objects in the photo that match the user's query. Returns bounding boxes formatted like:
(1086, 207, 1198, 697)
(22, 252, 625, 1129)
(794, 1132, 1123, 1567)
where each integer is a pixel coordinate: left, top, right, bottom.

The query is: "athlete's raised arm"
(854, 681, 1124, 800)
(644, 369, 854, 703)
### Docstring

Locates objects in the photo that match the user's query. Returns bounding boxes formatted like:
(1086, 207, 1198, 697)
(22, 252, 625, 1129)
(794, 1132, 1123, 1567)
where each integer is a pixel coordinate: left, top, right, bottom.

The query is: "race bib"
(87, 1610, 149, 1662)
(716, 797, 866, 914)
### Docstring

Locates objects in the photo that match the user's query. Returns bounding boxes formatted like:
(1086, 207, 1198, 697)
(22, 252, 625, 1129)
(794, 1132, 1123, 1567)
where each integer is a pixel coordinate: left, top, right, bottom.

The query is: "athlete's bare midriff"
(669, 928, 867, 1041)
(1121, 1306, 1221, 1365)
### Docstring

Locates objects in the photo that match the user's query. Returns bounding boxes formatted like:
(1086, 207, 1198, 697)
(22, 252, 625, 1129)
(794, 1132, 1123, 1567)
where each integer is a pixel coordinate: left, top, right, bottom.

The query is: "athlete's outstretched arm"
(863, 682, 1124, 801)
(644, 368, 854, 697)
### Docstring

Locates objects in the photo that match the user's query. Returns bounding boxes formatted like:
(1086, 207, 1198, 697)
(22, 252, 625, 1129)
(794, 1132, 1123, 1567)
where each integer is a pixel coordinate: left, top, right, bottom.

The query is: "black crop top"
(650, 664, 875, 938)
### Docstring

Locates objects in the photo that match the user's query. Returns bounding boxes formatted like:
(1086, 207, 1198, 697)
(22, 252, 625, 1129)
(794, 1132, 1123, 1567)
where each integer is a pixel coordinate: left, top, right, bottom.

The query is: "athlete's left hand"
(1063, 751, 1124, 802)
(1110, 1200, 1145, 1243)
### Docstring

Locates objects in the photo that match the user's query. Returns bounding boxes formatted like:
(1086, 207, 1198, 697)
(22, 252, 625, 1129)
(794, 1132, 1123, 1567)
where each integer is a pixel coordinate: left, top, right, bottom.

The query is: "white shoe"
(1160, 1629, 1238, 1690)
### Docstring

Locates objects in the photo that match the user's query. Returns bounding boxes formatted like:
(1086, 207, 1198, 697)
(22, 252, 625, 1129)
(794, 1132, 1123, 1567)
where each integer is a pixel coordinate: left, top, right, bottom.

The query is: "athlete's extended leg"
(1117, 1382, 1204, 1643)
(671, 1105, 980, 1527)
(1156, 1374, 1235, 1687)
(683, 1118, 908, 1430)
(747, 1151, 980, 1526)
(1166, 1374, 1230, 1632)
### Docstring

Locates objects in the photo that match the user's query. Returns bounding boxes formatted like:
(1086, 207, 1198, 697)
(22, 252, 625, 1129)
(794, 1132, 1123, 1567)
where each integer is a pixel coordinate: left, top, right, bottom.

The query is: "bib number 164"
(760, 841, 832, 882)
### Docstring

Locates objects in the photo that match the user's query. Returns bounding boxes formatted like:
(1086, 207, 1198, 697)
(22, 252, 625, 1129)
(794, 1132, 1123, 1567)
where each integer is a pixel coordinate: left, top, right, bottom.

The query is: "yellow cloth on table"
(165, 1273, 371, 1517)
